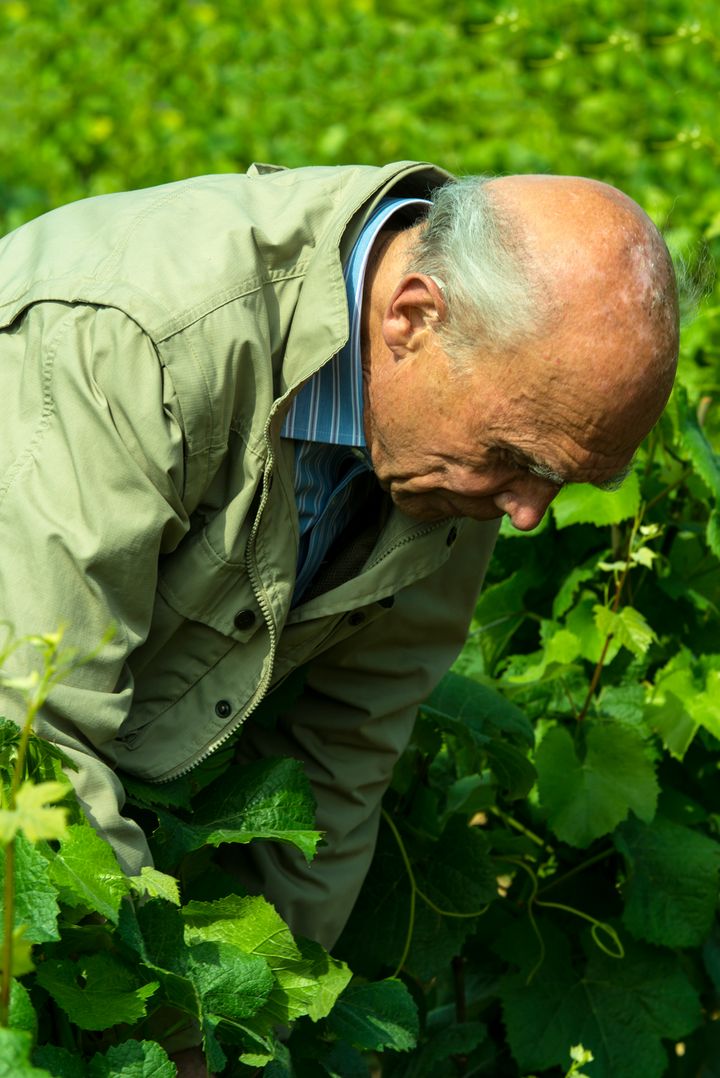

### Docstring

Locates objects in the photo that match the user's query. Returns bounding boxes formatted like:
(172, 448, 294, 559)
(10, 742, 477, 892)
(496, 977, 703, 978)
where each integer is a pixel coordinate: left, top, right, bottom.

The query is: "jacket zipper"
(154, 427, 280, 783)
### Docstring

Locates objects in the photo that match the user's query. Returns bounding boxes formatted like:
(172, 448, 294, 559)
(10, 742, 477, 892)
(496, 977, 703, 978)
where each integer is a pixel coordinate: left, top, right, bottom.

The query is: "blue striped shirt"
(282, 195, 430, 602)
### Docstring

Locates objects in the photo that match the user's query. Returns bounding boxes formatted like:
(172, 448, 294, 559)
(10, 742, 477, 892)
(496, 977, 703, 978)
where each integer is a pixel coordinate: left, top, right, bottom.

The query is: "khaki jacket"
(0, 161, 498, 945)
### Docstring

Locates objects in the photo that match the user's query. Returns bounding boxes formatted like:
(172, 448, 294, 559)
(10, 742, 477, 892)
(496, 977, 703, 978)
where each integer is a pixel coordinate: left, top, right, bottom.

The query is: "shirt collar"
(281, 196, 430, 447)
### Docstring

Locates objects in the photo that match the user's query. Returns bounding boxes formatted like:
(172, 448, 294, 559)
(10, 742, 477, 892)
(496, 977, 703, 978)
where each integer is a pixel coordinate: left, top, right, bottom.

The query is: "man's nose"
(493, 479, 560, 531)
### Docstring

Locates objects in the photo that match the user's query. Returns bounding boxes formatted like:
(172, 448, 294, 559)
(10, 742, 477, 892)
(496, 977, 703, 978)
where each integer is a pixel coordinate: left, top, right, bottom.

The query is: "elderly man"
(0, 162, 677, 962)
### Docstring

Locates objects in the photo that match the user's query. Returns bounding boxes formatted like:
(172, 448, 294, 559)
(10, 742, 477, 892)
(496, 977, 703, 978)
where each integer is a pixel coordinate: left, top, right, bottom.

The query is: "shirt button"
(234, 609, 256, 631)
(378, 596, 395, 609)
(215, 700, 233, 718)
(446, 525, 458, 546)
(348, 611, 366, 626)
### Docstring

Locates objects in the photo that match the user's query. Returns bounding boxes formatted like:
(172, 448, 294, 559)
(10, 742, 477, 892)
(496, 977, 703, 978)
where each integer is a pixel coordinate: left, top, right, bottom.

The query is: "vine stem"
(489, 806, 554, 854)
(1, 694, 42, 1027)
(642, 468, 691, 514)
(0, 628, 105, 1026)
(575, 451, 695, 726)
(0, 843, 15, 1025)
(576, 514, 641, 723)
(537, 846, 614, 896)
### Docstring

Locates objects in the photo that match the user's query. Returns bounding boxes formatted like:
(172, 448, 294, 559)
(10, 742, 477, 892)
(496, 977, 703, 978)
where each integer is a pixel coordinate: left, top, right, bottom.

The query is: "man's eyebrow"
(513, 449, 634, 491)
(594, 463, 634, 492)
(525, 457, 566, 486)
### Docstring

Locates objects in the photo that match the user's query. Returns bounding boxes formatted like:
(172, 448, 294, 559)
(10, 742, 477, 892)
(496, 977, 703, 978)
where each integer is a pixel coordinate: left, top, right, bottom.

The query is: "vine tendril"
(382, 809, 489, 978)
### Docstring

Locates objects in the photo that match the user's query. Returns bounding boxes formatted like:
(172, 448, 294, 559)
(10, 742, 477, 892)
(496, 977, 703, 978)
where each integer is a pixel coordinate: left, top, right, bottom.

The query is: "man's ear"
(382, 274, 447, 356)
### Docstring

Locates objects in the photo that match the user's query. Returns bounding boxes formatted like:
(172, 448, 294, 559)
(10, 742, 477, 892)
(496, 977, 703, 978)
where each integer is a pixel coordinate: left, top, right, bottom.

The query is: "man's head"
(360, 173, 679, 530)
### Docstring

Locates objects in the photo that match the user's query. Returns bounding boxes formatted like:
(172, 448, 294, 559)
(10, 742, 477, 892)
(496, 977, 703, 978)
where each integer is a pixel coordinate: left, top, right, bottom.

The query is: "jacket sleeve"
(0, 301, 189, 874)
(228, 518, 499, 949)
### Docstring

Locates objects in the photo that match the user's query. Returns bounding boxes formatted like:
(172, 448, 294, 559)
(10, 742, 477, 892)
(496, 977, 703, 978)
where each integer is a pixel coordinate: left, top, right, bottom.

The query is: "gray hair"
(406, 176, 546, 368)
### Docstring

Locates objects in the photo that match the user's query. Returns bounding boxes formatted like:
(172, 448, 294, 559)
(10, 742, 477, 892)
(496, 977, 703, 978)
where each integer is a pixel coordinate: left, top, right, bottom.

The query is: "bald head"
(407, 172, 678, 448)
(361, 173, 679, 530)
(484, 173, 678, 388)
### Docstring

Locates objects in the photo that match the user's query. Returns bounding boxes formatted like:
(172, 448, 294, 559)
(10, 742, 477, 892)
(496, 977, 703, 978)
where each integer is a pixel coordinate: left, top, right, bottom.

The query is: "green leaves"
(645, 649, 720, 758)
(46, 823, 130, 922)
(0, 781, 69, 844)
(325, 980, 419, 1052)
(420, 671, 536, 800)
(423, 671, 534, 745)
(615, 815, 720, 948)
(0, 835, 60, 946)
(463, 569, 534, 672)
(87, 1041, 176, 1078)
(34, 1041, 177, 1078)
(36, 954, 158, 1031)
(551, 472, 641, 529)
(128, 866, 180, 906)
(535, 722, 658, 847)
(0, 1029, 52, 1078)
(151, 757, 321, 870)
(593, 605, 656, 658)
(183, 894, 351, 1029)
(677, 386, 720, 500)
(188, 939, 274, 1021)
(501, 940, 702, 1078)
(421, 818, 498, 916)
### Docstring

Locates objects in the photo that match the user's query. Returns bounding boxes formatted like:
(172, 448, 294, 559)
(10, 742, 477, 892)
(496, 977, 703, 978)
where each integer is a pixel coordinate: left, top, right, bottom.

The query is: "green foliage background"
(2, 1, 720, 1076)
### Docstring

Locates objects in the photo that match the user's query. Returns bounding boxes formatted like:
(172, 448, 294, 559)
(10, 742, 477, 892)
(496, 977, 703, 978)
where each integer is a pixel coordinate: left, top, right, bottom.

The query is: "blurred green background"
(1, 0, 718, 257)
(3, 0, 717, 391)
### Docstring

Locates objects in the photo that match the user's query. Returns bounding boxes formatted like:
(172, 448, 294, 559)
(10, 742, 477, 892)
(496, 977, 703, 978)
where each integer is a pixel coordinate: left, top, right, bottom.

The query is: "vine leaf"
(150, 757, 321, 870)
(29, 1047, 85, 1078)
(504, 624, 582, 685)
(0, 835, 60, 945)
(9, 978, 36, 1040)
(645, 648, 720, 758)
(596, 683, 646, 729)
(423, 670, 534, 744)
(36, 954, 158, 1031)
(325, 980, 419, 1052)
(0, 781, 68, 843)
(677, 385, 720, 500)
(565, 596, 622, 666)
(421, 817, 498, 915)
(402, 1022, 488, 1075)
(552, 559, 601, 619)
(466, 569, 535, 672)
(707, 507, 720, 559)
(551, 472, 640, 528)
(593, 605, 656, 658)
(46, 823, 130, 923)
(128, 866, 180, 906)
(88, 1039, 176, 1078)
(187, 939, 274, 1022)
(183, 894, 351, 1029)
(0, 1028, 52, 1078)
(500, 939, 701, 1078)
(535, 723, 658, 847)
(615, 815, 720, 948)
(484, 739, 537, 800)
(118, 899, 201, 1017)
(120, 898, 275, 1033)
